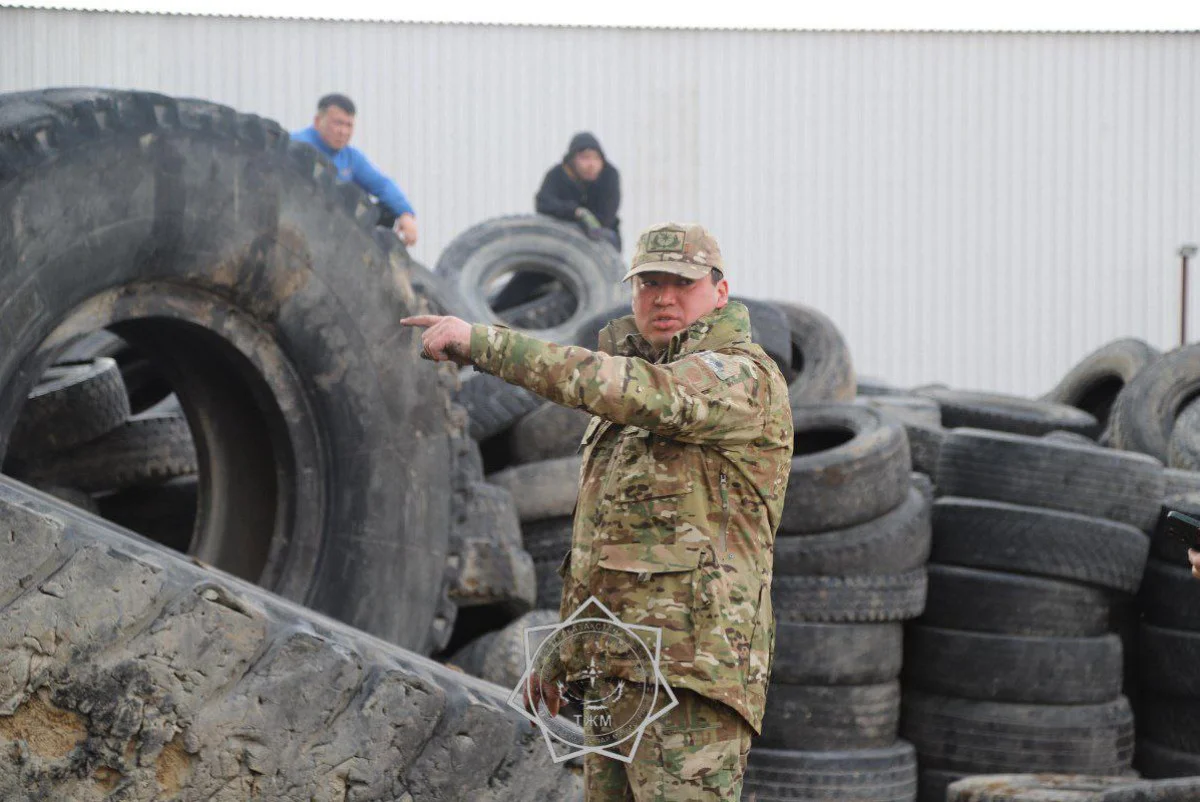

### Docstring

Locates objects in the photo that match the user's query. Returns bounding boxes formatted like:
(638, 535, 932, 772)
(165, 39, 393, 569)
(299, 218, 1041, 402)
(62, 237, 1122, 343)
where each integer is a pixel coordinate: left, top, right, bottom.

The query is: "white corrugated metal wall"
(2, 8, 1197, 396)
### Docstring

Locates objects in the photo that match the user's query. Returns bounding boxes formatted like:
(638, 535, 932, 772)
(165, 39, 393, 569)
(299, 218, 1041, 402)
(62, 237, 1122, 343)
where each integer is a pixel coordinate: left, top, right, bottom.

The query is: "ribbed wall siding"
(2, 8, 1197, 396)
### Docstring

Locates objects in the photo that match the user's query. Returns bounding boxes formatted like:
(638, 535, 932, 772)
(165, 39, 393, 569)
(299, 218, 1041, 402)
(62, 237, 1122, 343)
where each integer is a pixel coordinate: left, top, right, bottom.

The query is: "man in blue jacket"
(292, 94, 418, 246)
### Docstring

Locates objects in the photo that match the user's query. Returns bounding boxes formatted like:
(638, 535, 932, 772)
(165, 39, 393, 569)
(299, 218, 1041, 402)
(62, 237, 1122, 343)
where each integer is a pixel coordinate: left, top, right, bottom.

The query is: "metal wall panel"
(2, 8, 1197, 396)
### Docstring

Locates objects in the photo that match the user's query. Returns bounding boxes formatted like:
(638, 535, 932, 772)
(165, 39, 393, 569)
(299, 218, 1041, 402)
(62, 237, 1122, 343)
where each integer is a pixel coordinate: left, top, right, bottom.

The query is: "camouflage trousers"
(583, 685, 752, 802)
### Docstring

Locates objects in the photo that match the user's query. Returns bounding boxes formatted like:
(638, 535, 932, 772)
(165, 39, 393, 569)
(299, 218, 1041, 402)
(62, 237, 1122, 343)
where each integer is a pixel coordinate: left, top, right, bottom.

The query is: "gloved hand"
(575, 208, 603, 240)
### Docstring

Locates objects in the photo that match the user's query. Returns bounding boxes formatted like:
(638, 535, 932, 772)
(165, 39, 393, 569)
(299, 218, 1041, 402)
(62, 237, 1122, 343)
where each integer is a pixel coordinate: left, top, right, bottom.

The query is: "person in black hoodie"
(536, 132, 622, 250)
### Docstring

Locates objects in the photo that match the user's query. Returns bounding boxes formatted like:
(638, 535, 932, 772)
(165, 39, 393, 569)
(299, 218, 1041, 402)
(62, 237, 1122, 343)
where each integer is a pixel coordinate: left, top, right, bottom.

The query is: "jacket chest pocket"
(592, 543, 700, 664)
(606, 428, 693, 504)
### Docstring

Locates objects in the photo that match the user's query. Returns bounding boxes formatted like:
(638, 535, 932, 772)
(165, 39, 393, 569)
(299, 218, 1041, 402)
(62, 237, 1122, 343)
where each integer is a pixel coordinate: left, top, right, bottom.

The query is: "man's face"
(631, 271, 729, 350)
(314, 106, 355, 151)
(571, 149, 604, 182)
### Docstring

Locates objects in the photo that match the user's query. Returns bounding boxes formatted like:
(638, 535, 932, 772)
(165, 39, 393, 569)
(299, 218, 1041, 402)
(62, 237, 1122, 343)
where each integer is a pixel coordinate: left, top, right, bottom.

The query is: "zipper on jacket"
(719, 469, 731, 560)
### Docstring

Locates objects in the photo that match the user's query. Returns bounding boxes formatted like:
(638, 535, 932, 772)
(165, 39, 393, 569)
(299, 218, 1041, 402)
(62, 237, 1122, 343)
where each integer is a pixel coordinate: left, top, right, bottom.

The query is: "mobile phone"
(1164, 510, 1200, 550)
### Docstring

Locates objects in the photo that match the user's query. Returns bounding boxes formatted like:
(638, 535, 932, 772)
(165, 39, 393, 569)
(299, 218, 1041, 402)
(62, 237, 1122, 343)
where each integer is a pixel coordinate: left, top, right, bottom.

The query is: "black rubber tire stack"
(747, 403, 924, 802)
(902, 428, 1163, 801)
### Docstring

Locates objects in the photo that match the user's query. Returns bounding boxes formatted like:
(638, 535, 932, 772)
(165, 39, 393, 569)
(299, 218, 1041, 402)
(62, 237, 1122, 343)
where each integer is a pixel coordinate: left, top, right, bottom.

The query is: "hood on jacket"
(563, 131, 606, 164)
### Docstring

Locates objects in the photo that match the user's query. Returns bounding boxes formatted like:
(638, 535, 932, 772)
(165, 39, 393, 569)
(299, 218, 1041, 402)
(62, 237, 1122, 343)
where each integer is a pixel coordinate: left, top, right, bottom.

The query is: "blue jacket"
(290, 127, 415, 218)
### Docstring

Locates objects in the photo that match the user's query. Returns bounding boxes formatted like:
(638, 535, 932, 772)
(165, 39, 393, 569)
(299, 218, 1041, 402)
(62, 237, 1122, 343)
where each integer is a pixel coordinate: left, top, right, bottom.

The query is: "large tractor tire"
(0, 478, 580, 800)
(0, 89, 458, 654)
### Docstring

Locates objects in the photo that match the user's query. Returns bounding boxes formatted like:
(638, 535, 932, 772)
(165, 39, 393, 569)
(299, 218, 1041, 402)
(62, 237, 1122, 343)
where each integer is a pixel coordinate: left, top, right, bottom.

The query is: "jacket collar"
(596, 301, 752, 363)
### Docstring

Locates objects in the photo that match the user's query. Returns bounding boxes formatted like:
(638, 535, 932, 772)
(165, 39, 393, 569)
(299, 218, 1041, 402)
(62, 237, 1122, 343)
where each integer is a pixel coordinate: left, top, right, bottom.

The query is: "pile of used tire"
(746, 402, 928, 802)
(2, 349, 197, 547)
(0, 88, 582, 798)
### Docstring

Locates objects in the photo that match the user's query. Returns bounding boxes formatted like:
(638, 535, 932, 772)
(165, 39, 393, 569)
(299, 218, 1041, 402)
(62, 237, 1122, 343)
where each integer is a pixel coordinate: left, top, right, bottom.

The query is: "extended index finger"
(400, 315, 445, 327)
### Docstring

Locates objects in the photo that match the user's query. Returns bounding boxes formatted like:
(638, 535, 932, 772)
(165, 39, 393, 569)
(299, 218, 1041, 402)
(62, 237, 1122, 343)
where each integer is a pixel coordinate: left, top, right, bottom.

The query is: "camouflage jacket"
(469, 301, 793, 735)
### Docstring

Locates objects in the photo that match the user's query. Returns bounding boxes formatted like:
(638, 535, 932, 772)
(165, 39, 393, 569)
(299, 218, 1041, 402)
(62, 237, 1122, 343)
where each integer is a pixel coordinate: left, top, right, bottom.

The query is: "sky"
(4, 0, 1200, 30)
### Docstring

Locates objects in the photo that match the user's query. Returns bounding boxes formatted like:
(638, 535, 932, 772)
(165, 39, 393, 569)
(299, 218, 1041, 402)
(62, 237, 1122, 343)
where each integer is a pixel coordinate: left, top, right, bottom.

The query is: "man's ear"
(714, 278, 730, 307)
(313, 113, 321, 128)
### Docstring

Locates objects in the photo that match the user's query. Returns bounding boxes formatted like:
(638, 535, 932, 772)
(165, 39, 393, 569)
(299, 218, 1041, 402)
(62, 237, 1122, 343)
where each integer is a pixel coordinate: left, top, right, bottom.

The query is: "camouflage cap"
(623, 222, 724, 282)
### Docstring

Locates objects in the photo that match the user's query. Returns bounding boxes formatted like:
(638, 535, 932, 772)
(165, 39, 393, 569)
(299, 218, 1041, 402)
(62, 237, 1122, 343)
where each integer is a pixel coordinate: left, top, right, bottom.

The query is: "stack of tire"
(746, 403, 928, 802)
(900, 427, 1162, 801)
(2, 345, 199, 545)
(1050, 340, 1200, 778)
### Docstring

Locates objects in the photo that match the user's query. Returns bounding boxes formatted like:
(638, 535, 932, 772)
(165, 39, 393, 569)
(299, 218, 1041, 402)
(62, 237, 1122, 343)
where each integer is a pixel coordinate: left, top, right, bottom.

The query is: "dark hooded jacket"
(535, 132, 621, 246)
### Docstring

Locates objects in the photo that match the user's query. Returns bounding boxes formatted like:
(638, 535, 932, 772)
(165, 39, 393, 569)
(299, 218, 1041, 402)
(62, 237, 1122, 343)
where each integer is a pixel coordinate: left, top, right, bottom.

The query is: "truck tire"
(776, 301, 857, 405)
(1108, 345, 1200, 463)
(0, 89, 455, 653)
(900, 690, 1135, 774)
(0, 478, 580, 800)
(782, 404, 911, 534)
(435, 215, 624, 344)
(5, 357, 130, 458)
(915, 387, 1098, 438)
(935, 429, 1164, 532)
(1041, 338, 1161, 432)
(922, 564, 1111, 638)
(931, 498, 1149, 594)
(745, 742, 917, 802)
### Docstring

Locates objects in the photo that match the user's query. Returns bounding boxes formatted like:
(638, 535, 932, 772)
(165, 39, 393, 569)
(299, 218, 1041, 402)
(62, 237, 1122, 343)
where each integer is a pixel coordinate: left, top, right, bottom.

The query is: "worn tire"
(456, 372, 544, 441)
(917, 387, 1098, 437)
(444, 480, 534, 620)
(772, 622, 903, 685)
(744, 742, 918, 802)
(772, 570, 927, 623)
(922, 564, 1112, 637)
(782, 404, 911, 534)
(776, 301, 857, 405)
(736, 298, 795, 380)
(773, 484, 932, 577)
(1167, 395, 1200, 470)
(945, 775, 1156, 802)
(521, 515, 574, 563)
(509, 402, 591, 465)
(759, 682, 901, 751)
(1108, 345, 1200, 463)
(856, 394, 942, 428)
(0, 89, 457, 653)
(435, 215, 623, 343)
(935, 429, 1164, 531)
(931, 498, 1149, 593)
(488, 457, 580, 523)
(900, 690, 1135, 774)
(1164, 468, 1200, 498)
(0, 478, 580, 800)
(903, 625, 1124, 704)
(5, 357, 131, 458)
(12, 414, 197, 493)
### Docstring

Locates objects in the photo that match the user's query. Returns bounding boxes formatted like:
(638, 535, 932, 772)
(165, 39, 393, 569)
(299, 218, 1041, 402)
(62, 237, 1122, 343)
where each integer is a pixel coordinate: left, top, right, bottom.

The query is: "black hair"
(711, 268, 724, 284)
(317, 93, 356, 116)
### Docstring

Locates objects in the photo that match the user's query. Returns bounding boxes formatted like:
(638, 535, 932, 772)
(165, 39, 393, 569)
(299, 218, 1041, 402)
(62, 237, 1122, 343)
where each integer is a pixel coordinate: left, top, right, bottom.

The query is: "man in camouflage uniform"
(403, 222, 794, 801)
